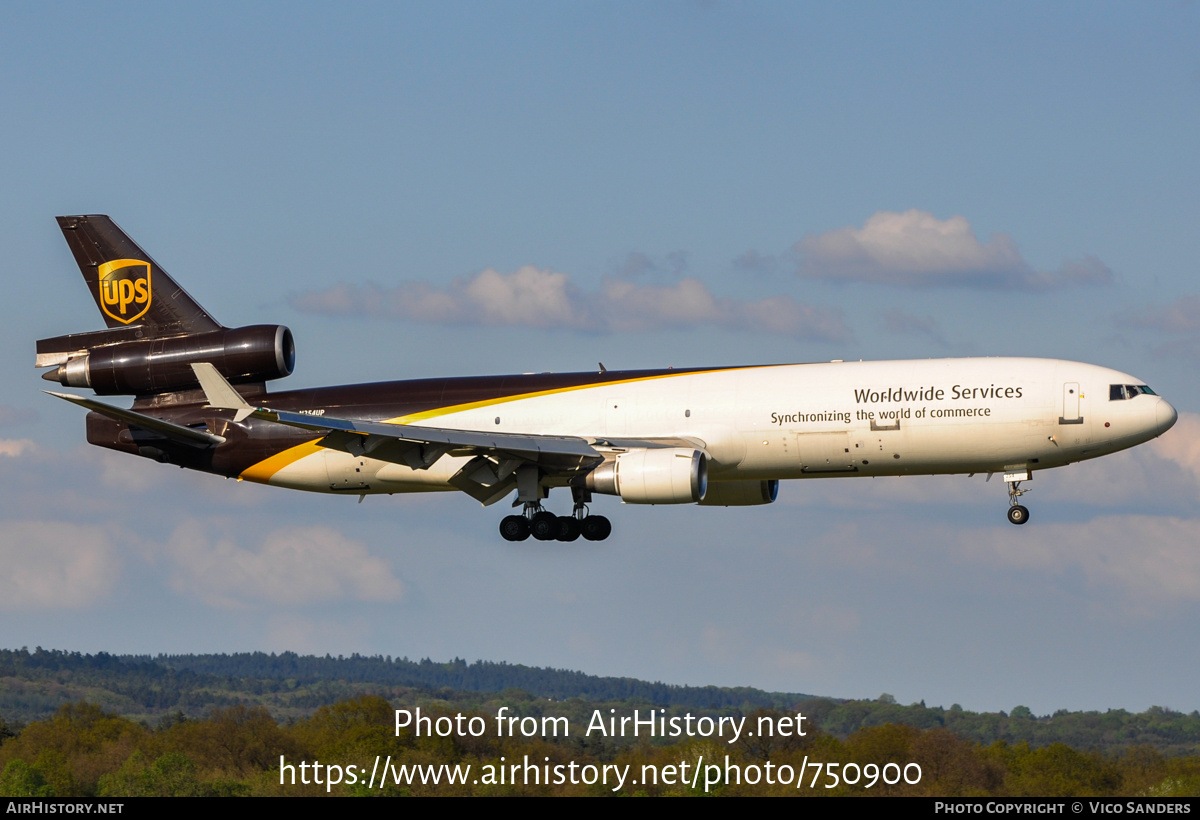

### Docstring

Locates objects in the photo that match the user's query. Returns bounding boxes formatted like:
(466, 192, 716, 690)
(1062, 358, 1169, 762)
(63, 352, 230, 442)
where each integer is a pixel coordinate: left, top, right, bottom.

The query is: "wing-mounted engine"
(585, 447, 708, 504)
(37, 324, 295, 396)
(697, 479, 778, 506)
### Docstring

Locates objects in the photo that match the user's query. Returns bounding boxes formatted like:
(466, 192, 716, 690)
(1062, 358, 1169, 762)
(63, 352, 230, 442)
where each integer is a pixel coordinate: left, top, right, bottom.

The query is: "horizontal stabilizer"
(46, 391, 225, 447)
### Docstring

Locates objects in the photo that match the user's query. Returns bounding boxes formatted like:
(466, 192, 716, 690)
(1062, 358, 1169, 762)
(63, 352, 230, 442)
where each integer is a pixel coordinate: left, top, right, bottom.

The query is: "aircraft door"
(1060, 382, 1083, 424)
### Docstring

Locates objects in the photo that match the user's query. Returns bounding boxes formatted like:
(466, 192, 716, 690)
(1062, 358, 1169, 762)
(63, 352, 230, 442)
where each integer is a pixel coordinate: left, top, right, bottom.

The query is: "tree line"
(3, 647, 1200, 758)
(2, 697, 1199, 797)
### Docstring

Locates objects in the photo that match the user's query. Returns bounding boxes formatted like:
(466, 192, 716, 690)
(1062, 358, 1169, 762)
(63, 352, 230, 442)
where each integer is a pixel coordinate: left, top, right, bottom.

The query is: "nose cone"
(1156, 398, 1179, 435)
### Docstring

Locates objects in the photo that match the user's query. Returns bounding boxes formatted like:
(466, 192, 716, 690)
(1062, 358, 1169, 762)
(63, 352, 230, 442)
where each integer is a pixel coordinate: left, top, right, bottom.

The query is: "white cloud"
(289, 267, 592, 330)
(1118, 296, 1200, 360)
(597, 277, 849, 339)
(92, 446, 163, 495)
(466, 267, 589, 327)
(1150, 411, 1200, 488)
(0, 438, 37, 457)
(805, 512, 1200, 614)
(262, 613, 372, 655)
(0, 521, 120, 609)
(290, 266, 852, 341)
(165, 523, 404, 609)
(962, 515, 1200, 611)
(1123, 295, 1200, 333)
(795, 209, 1113, 289)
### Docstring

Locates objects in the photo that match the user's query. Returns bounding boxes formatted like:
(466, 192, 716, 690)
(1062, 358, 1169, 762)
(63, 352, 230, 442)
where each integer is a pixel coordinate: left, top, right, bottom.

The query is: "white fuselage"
(259, 357, 1177, 496)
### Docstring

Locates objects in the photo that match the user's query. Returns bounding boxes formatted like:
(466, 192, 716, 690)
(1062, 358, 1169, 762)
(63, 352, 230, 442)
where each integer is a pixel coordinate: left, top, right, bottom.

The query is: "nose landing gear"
(1007, 503, 1029, 525)
(1005, 473, 1030, 525)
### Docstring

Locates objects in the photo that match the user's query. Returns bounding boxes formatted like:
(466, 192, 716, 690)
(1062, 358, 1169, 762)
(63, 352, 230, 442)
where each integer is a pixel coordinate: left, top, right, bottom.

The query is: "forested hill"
(150, 651, 801, 708)
(0, 647, 808, 724)
(3, 648, 1200, 756)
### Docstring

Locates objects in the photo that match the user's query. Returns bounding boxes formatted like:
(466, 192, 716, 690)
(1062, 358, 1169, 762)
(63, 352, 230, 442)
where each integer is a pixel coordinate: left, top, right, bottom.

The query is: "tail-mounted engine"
(37, 324, 294, 396)
(40, 215, 295, 397)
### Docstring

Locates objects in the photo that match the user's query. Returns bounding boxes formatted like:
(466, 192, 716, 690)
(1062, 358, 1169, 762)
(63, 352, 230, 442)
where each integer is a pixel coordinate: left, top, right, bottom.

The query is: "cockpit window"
(1110, 384, 1157, 400)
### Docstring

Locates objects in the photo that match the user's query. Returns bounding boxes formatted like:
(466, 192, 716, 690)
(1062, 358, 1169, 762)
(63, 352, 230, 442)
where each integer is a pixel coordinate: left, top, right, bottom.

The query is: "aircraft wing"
(262, 407, 599, 458)
(261, 407, 603, 503)
(191, 363, 602, 505)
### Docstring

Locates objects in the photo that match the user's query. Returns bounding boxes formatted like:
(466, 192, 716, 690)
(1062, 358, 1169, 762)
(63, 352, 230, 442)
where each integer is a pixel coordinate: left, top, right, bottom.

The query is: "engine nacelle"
(586, 448, 707, 504)
(43, 324, 295, 395)
(697, 479, 779, 506)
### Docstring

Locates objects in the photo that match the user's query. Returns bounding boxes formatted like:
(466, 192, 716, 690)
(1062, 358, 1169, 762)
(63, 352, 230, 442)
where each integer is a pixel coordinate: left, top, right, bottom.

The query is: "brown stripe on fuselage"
(260, 364, 775, 423)
(382, 365, 768, 423)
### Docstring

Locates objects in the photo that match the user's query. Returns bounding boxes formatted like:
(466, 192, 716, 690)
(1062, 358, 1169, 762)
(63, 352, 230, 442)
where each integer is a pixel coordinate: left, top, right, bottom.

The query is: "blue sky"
(2, 2, 1200, 714)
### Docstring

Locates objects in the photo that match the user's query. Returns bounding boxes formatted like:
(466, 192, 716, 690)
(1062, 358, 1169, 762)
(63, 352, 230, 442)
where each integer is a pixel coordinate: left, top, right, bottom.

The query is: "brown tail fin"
(56, 214, 221, 335)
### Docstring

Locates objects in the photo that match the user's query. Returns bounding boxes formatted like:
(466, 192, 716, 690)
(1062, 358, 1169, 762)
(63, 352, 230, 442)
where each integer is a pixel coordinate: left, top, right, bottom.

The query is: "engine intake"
(586, 448, 707, 504)
(41, 324, 295, 395)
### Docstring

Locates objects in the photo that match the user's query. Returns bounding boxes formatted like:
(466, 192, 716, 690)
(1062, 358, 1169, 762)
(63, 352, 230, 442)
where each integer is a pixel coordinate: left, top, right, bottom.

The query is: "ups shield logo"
(98, 259, 152, 324)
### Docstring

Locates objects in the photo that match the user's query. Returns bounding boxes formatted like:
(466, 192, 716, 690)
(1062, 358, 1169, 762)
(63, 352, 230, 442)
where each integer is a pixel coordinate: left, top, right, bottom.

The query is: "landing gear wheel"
(530, 511, 559, 541)
(556, 516, 581, 542)
(581, 515, 612, 541)
(1004, 476, 1032, 527)
(499, 515, 530, 541)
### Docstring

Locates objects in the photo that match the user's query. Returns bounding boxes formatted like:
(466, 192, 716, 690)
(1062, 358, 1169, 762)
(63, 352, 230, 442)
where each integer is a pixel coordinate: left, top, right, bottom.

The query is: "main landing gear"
(499, 501, 611, 542)
(1006, 475, 1030, 526)
(500, 469, 611, 542)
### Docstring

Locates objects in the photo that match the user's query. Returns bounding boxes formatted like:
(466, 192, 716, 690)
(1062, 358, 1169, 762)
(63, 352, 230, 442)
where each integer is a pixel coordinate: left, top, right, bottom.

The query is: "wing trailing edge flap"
(45, 391, 226, 447)
(447, 456, 521, 506)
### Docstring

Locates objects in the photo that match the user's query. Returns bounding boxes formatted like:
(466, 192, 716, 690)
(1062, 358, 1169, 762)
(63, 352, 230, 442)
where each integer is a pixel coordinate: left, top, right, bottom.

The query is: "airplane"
(38, 215, 1179, 541)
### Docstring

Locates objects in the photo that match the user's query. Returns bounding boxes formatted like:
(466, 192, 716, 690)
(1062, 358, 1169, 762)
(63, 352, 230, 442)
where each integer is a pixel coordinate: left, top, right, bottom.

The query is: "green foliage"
(0, 759, 54, 797)
(0, 696, 1198, 797)
(98, 751, 203, 797)
(4, 647, 1200, 773)
(0, 648, 810, 726)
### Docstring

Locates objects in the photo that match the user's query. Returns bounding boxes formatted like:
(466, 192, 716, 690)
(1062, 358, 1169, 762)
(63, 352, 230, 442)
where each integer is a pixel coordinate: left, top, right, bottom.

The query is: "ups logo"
(98, 259, 151, 324)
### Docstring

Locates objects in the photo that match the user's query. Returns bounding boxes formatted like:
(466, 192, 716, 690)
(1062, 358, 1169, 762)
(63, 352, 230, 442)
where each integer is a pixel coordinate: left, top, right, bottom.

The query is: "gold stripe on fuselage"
(240, 440, 326, 483)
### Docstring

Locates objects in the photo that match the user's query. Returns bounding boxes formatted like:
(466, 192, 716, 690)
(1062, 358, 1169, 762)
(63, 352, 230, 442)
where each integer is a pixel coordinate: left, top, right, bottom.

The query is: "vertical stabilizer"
(56, 214, 221, 335)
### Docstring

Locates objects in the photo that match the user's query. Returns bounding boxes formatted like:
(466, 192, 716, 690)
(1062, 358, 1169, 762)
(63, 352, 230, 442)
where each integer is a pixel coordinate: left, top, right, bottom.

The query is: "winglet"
(191, 362, 255, 422)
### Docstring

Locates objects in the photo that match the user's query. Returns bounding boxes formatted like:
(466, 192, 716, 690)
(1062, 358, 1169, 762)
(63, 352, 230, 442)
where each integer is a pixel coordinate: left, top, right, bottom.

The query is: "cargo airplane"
(38, 215, 1178, 541)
